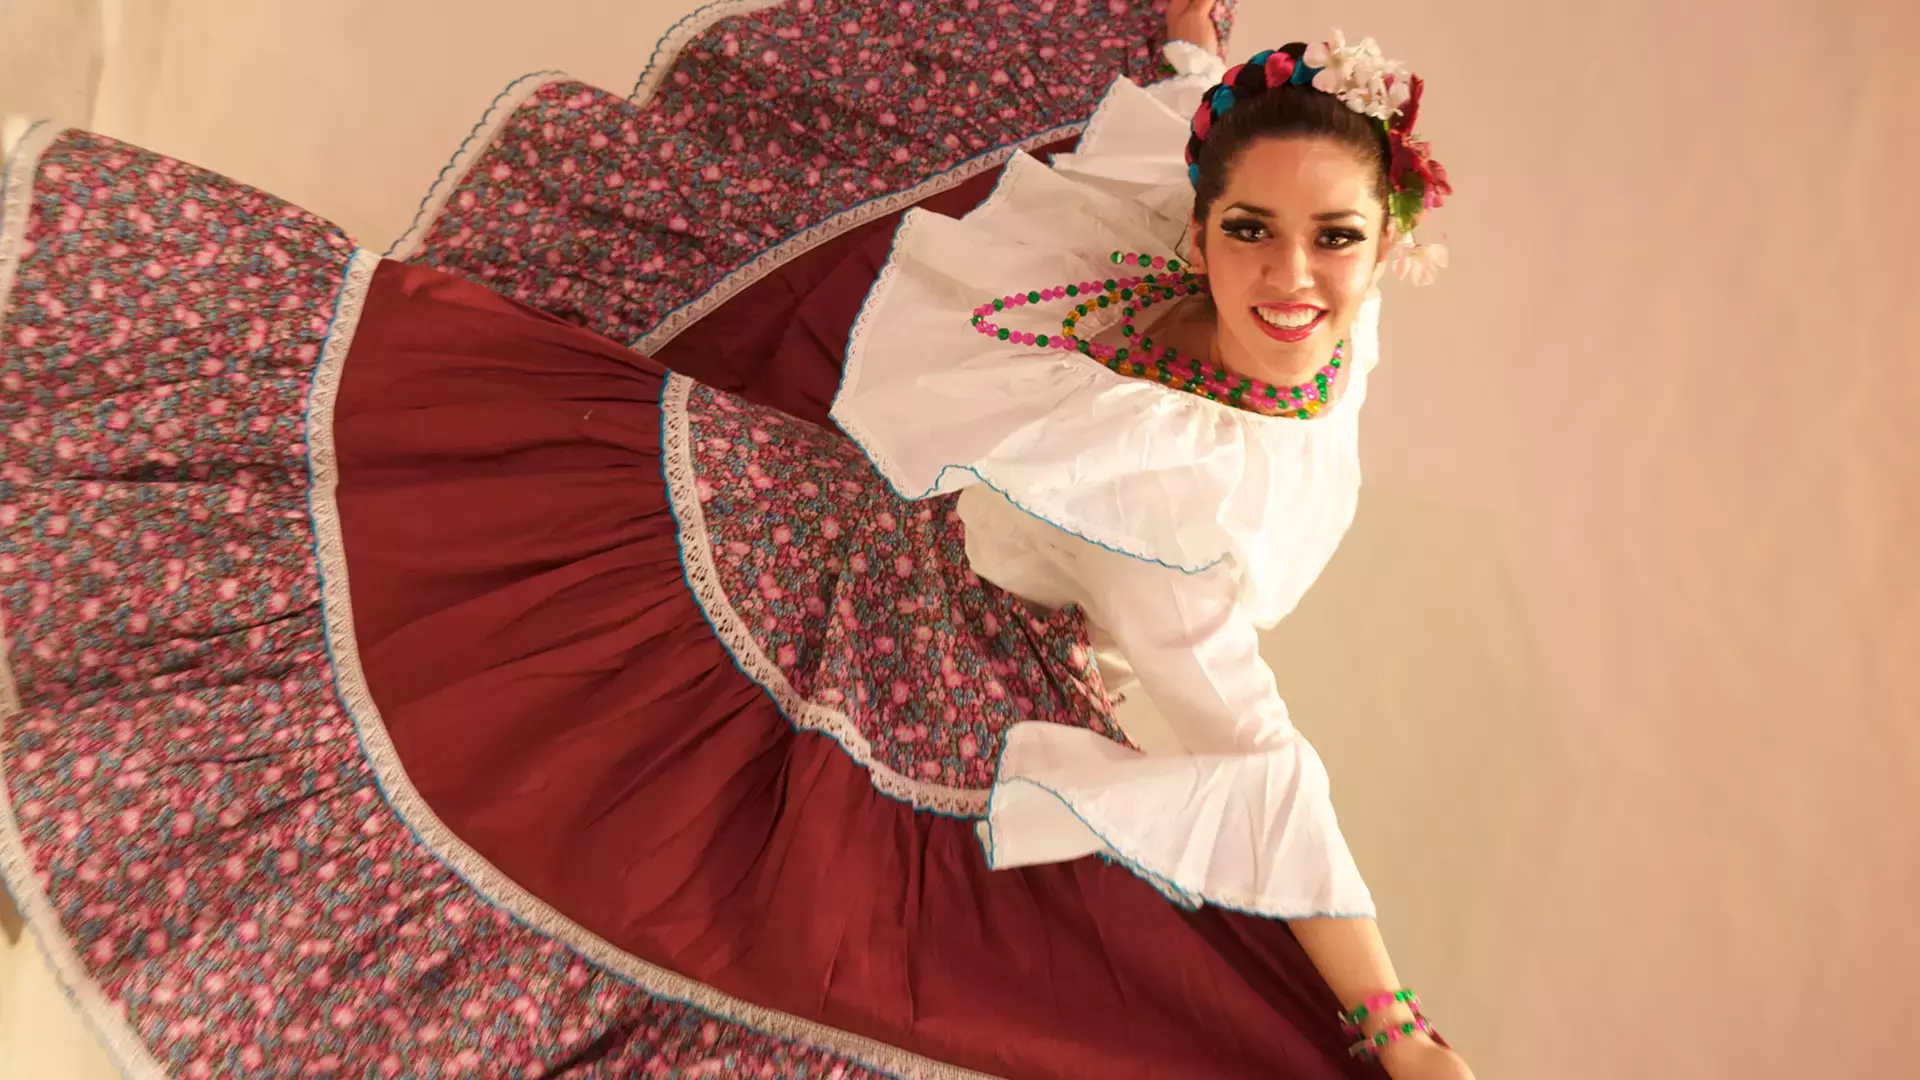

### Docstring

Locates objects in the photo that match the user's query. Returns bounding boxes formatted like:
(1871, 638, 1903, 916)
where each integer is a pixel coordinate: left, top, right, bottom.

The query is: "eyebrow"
(1226, 202, 1368, 222)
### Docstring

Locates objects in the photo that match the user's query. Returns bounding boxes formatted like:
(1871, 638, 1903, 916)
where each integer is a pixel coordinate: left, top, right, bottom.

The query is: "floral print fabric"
(677, 379, 1124, 807)
(404, 0, 1236, 349)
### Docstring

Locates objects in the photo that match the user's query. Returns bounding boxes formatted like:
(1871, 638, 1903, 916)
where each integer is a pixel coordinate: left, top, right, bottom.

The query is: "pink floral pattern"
(683, 382, 1124, 795)
(0, 132, 892, 1079)
(405, 0, 1239, 347)
(2, 3, 1251, 1073)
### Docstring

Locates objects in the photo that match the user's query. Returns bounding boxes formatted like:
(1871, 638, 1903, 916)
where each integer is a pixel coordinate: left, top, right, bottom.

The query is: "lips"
(1251, 303, 1326, 344)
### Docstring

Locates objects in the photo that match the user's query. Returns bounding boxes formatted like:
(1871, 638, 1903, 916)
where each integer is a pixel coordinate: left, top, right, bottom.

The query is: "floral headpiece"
(1184, 33, 1452, 285)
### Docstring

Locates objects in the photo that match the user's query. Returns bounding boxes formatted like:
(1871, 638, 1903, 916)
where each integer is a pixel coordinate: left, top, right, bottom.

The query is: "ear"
(1370, 219, 1398, 288)
(1185, 217, 1208, 274)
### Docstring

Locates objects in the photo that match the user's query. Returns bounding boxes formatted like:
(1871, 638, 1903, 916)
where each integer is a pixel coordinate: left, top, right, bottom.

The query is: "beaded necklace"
(969, 251, 1345, 419)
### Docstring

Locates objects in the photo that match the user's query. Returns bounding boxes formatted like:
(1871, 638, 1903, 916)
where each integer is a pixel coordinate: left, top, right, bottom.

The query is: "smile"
(1251, 304, 1325, 343)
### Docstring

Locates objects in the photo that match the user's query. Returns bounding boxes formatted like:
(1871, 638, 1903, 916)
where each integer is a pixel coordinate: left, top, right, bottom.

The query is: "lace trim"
(305, 271, 993, 1078)
(628, 0, 792, 104)
(0, 121, 57, 336)
(383, 70, 565, 260)
(632, 119, 1088, 356)
(660, 373, 993, 818)
(0, 119, 196, 1080)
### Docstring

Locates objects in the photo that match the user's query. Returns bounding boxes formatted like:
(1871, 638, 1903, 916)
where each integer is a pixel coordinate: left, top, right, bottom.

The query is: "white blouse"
(832, 42, 1377, 918)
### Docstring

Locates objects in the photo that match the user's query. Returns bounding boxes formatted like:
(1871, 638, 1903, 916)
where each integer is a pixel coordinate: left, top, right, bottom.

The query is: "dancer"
(1, 1, 1469, 1076)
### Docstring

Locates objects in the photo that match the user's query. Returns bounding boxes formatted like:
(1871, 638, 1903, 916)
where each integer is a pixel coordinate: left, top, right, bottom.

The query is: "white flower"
(1307, 30, 1413, 121)
(1302, 32, 1342, 70)
(1391, 241, 1449, 286)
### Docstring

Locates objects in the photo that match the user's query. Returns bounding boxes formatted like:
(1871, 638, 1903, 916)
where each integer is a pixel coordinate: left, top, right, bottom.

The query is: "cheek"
(1319, 252, 1377, 308)
(1206, 246, 1262, 303)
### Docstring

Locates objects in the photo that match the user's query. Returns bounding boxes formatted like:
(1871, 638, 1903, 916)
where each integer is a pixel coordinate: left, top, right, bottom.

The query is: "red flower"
(1390, 133, 1451, 210)
(1390, 74, 1424, 136)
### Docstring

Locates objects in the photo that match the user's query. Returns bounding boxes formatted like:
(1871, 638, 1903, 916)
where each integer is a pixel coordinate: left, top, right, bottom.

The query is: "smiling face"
(1187, 136, 1392, 384)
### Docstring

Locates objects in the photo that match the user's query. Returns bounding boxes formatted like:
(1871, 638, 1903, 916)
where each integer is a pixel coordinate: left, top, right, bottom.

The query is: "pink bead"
(1151, 255, 1166, 269)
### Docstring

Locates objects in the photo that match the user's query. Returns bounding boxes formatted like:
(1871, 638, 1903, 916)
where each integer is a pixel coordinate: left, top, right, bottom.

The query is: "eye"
(1221, 218, 1269, 243)
(1320, 228, 1369, 249)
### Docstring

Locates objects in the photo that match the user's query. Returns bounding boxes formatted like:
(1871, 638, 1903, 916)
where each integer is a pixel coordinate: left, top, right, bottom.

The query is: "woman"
(0, 1, 1470, 1076)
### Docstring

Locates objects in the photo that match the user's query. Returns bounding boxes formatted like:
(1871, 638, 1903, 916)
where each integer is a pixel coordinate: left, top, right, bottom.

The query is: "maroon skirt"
(0, 3, 1377, 1078)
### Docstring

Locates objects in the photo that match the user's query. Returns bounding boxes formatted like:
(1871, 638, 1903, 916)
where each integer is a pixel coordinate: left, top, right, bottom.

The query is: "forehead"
(1214, 136, 1383, 219)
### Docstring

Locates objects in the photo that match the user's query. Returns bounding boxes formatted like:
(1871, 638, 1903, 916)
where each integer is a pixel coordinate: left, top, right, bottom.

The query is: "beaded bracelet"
(1347, 1015, 1443, 1062)
(1341, 988, 1420, 1029)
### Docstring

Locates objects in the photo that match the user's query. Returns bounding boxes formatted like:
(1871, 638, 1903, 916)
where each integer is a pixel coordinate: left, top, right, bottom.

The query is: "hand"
(1380, 1038, 1477, 1080)
(1164, 0, 1220, 56)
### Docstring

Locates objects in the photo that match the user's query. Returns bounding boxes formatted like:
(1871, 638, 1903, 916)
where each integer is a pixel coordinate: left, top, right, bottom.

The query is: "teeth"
(1256, 307, 1320, 329)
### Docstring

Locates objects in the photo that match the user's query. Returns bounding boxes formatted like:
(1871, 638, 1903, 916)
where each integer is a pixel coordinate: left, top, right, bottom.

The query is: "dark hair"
(1187, 43, 1394, 228)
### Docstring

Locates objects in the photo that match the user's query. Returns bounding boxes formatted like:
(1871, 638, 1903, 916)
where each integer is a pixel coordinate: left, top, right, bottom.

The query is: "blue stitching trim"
(978, 749, 1373, 922)
(1, 118, 49, 174)
(629, 0, 758, 102)
(300, 280, 921, 1080)
(382, 69, 566, 258)
(656, 375, 984, 824)
(827, 185, 1228, 577)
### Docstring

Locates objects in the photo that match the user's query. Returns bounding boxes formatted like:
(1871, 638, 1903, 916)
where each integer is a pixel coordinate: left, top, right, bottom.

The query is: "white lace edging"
(660, 374, 993, 819)
(629, 0, 792, 104)
(0, 121, 59, 336)
(633, 119, 1088, 356)
(304, 278, 994, 1078)
(383, 69, 567, 261)
(0, 119, 175, 1080)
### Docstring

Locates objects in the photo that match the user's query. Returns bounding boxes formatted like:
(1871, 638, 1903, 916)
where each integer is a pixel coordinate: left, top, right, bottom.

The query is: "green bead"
(1291, 387, 1304, 398)
(993, 298, 1004, 310)
(1096, 296, 1109, 308)
(1140, 337, 1153, 349)
(1265, 386, 1278, 398)
(997, 328, 1010, 340)
(1229, 389, 1243, 401)
(1066, 284, 1079, 297)
(1137, 253, 1151, 267)
(1104, 278, 1118, 290)
(1119, 288, 1133, 300)
(1077, 304, 1088, 315)
(1121, 307, 1133, 317)
(1111, 251, 1123, 263)
(1123, 325, 1135, 337)
(971, 315, 981, 325)
(1166, 259, 1182, 272)
(1401, 1022, 1417, 1035)
(1027, 290, 1041, 304)
(1144, 273, 1157, 285)
(1034, 334, 1048, 346)
(1214, 369, 1227, 380)
(1116, 348, 1129, 360)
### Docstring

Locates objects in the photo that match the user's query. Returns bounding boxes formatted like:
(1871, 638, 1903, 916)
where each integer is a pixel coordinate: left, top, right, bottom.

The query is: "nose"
(1264, 238, 1315, 293)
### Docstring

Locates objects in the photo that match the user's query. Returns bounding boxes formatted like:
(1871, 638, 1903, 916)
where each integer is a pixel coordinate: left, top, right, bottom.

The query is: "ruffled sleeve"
(978, 522, 1375, 919)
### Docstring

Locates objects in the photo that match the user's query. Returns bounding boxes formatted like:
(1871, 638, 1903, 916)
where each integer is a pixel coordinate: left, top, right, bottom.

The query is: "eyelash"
(1221, 219, 1368, 249)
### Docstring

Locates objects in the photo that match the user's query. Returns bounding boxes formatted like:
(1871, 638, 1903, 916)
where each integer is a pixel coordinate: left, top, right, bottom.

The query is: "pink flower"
(1391, 241, 1450, 286)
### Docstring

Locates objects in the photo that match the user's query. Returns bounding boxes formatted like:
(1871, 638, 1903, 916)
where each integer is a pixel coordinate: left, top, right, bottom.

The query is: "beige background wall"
(4, 1, 1918, 1077)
